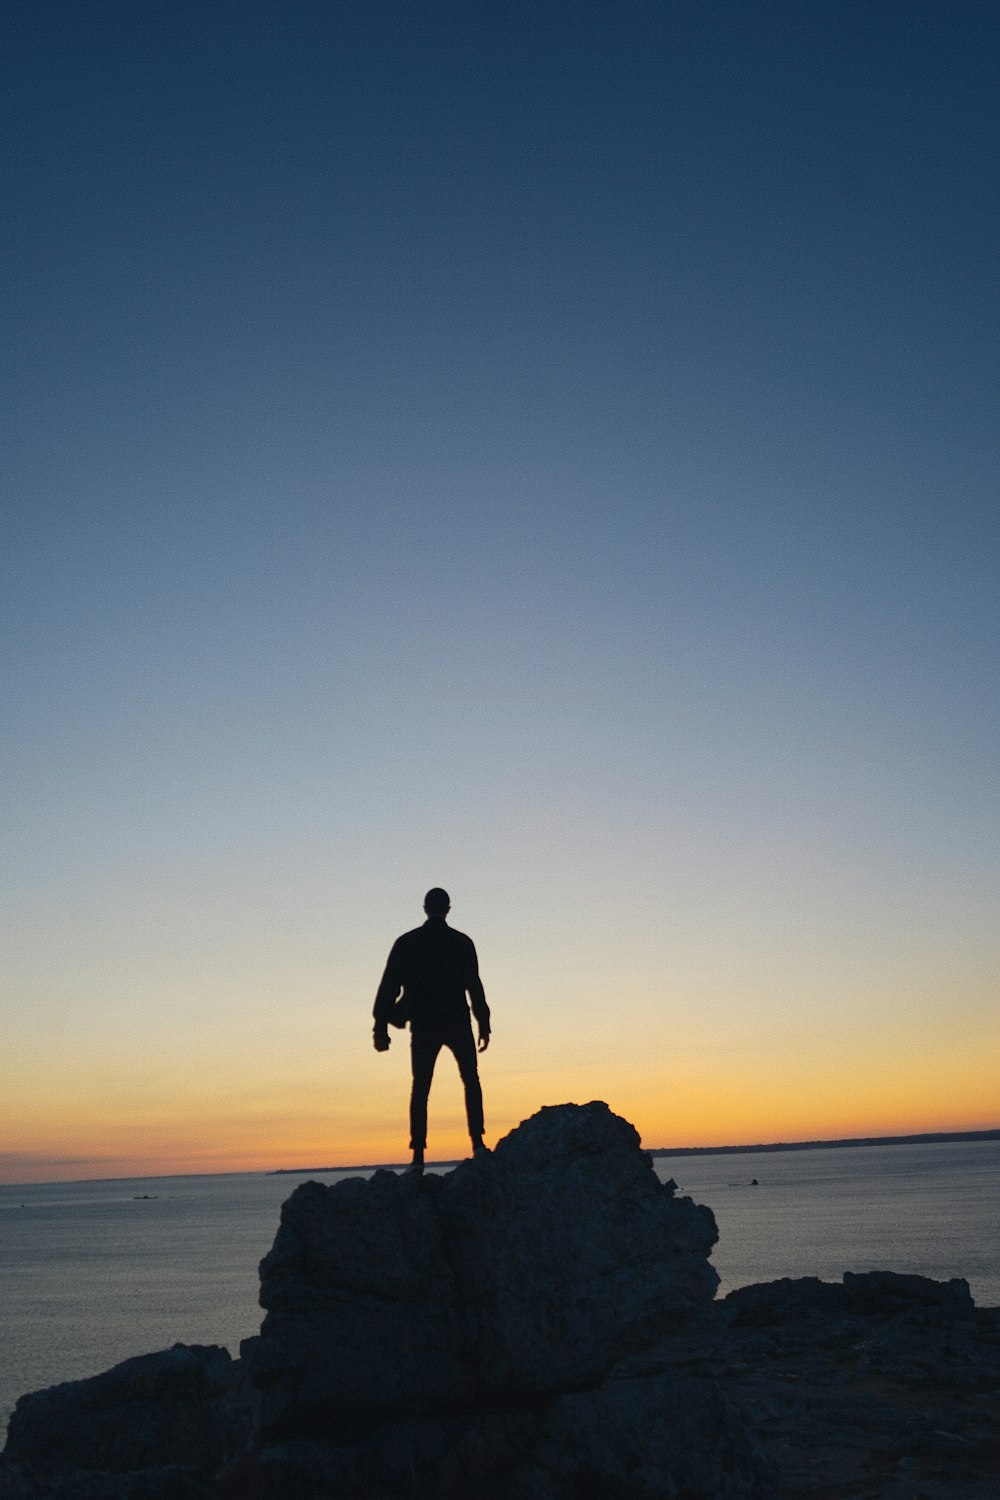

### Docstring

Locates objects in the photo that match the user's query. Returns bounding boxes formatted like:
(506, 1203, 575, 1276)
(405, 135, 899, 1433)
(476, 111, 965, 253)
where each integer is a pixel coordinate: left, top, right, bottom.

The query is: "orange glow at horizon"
(4, 962, 997, 1184)
(3, 1056, 998, 1185)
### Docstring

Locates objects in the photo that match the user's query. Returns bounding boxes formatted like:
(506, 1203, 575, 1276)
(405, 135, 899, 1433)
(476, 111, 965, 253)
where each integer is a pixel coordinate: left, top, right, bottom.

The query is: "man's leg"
(409, 1027, 442, 1159)
(446, 1019, 485, 1148)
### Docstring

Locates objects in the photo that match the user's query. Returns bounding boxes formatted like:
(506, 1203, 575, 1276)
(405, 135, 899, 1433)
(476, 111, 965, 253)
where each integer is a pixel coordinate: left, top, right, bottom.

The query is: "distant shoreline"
(649, 1127, 1000, 1157)
(270, 1127, 1000, 1175)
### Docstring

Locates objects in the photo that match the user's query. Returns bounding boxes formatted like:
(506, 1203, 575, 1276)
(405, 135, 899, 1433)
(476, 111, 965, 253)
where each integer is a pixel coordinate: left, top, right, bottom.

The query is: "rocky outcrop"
(626, 1271, 1000, 1498)
(2, 1102, 999, 1499)
(245, 1100, 720, 1443)
(0, 1344, 249, 1499)
(239, 1100, 746, 1496)
(503, 1369, 768, 1500)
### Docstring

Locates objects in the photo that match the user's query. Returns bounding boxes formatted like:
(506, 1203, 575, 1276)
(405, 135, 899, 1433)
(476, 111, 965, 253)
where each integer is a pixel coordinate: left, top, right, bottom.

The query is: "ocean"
(1, 1137, 998, 1438)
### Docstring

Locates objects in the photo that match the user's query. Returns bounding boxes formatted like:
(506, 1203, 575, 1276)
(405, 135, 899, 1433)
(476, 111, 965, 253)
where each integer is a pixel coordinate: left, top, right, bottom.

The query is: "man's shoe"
(471, 1138, 490, 1158)
(406, 1151, 425, 1176)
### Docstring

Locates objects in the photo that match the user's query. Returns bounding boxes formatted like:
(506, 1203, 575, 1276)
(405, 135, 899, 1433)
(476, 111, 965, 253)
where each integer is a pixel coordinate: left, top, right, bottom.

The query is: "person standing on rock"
(373, 887, 490, 1172)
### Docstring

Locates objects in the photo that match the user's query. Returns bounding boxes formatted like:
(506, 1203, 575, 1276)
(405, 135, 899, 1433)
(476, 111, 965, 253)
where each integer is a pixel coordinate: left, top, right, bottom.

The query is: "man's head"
(423, 887, 451, 917)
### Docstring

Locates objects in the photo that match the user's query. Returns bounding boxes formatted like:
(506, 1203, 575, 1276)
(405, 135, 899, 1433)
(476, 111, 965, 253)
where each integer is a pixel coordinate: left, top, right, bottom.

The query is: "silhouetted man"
(373, 888, 490, 1171)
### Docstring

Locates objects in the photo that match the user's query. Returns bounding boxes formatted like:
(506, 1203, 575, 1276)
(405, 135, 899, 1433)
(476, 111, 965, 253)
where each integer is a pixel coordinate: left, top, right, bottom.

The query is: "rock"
(246, 1374, 771, 1500)
(246, 1170, 467, 1439)
(2, 1345, 249, 1483)
(722, 1269, 978, 1327)
(247, 1101, 720, 1441)
(642, 1273, 1000, 1498)
(231, 1411, 542, 1500)
(842, 1268, 976, 1317)
(6, 1103, 999, 1499)
(0, 1461, 214, 1499)
(721, 1275, 845, 1327)
(502, 1369, 773, 1500)
(443, 1102, 720, 1399)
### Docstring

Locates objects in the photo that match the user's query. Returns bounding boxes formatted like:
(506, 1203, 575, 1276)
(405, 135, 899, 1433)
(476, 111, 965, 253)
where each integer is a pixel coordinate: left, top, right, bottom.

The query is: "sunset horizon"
(5, 1098, 999, 1187)
(4, 2, 996, 1199)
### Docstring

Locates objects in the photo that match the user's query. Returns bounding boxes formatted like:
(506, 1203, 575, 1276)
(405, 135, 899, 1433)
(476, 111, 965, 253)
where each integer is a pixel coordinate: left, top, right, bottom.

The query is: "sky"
(3, 0, 997, 1183)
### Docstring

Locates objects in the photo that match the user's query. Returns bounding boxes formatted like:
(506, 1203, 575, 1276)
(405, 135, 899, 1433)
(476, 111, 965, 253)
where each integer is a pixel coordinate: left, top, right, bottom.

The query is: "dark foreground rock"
(0, 1344, 250, 1499)
(238, 1099, 749, 1497)
(245, 1099, 720, 1439)
(624, 1272, 1000, 1499)
(2, 1102, 999, 1499)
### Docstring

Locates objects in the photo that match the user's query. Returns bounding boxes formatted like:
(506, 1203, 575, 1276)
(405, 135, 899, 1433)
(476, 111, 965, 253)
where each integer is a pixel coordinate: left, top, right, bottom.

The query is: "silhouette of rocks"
(505, 1369, 769, 1500)
(628, 1271, 1000, 1498)
(239, 1100, 746, 1496)
(2, 1103, 999, 1499)
(0, 1468, 211, 1500)
(0, 1344, 248, 1498)
(245, 1099, 720, 1443)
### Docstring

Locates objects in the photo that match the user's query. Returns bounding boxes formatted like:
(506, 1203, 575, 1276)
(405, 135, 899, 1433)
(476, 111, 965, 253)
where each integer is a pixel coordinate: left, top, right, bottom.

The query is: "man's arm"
(465, 940, 491, 1052)
(372, 940, 403, 1051)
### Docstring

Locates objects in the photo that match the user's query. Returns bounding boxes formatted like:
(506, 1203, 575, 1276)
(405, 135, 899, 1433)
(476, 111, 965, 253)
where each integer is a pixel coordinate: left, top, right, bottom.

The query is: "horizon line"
(4, 1126, 997, 1190)
(270, 1125, 1000, 1176)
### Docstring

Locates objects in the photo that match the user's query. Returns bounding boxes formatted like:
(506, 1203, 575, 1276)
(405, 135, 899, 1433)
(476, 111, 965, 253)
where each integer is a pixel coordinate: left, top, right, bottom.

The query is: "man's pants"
(409, 1016, 484, 1151)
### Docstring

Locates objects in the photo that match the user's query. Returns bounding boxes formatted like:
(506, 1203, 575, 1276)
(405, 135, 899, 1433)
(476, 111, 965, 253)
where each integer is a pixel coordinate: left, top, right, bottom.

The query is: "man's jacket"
(373, 918, 490, 1032)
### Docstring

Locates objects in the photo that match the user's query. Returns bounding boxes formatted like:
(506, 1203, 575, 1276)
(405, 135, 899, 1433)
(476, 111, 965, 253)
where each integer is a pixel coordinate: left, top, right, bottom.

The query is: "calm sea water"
(1, 1138, 997, 1436)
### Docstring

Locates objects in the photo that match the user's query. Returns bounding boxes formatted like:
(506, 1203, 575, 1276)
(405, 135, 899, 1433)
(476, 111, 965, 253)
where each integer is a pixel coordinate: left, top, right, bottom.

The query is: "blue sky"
(3, 1, 997, 1177)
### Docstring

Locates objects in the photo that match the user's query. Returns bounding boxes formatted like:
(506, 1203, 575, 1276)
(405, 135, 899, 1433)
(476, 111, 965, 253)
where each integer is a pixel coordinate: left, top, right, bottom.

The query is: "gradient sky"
(3, 1, 997, 1183)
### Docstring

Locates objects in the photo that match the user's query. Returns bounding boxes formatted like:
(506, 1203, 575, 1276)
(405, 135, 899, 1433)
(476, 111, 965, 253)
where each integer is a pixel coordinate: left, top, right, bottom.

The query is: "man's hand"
(373, 1025, 390, 1053)
(477, 1028, 490, 1053)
